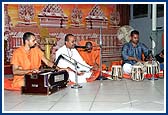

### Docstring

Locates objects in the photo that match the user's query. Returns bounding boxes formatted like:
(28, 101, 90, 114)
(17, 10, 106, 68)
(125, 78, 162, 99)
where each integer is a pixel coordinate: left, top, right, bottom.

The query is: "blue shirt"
(122, 42, 149, 65)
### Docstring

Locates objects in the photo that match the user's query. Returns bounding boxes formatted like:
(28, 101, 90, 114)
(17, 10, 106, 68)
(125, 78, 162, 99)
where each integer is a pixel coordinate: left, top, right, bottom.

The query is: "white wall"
(129, 4, 164, 54)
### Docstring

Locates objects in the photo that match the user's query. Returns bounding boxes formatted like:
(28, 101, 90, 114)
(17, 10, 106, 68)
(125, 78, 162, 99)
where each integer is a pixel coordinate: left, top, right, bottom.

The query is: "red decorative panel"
(4, 4, 130, 63)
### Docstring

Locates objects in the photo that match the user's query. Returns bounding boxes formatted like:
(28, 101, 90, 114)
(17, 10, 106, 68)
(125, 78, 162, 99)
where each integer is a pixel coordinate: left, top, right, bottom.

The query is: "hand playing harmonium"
(31, 69, 41, 73)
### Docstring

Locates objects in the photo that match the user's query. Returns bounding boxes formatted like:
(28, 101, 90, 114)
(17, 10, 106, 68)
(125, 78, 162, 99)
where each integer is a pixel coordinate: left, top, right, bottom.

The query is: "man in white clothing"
(55, 34, 92, 83)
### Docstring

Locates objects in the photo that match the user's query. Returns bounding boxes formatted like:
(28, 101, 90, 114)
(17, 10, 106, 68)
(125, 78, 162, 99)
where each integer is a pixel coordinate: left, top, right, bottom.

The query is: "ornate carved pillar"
(43, 38, 56, 60)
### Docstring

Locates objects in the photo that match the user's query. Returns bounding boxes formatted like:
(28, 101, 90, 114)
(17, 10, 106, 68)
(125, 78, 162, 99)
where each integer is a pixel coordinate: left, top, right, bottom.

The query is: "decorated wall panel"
(4, 4, 129, 63)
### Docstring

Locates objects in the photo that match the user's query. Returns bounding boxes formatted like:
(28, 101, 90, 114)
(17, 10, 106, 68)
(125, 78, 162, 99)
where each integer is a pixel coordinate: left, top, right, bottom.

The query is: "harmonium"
(21, 70, 69, 95)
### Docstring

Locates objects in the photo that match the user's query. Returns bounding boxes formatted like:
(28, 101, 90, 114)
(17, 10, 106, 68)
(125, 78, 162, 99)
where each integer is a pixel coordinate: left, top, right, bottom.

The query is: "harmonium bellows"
(21, 70, 69, 95)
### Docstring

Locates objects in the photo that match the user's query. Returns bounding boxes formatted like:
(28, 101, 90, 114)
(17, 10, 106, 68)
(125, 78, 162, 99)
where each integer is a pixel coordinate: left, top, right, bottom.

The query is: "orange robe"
(4, 46, 44, 90)
(77, 40, 100, 66)
(77, 40, 101, 81)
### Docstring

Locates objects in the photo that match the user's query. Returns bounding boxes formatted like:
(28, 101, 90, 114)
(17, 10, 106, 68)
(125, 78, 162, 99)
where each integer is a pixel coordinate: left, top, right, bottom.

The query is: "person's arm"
(91, 53, 100, 70)
(127, 56, 138, 61)
(12, 64, 37, 75)
(122, 44, 142, 62)
(41, 55, 60, 69)
(141, 43, 150, 57)
(11, 49, 39, 75)
(74, 49, 91, 68)
(122, 44, 135, 61)
(140, 43, 152, 61)
(41, 55, 74, 72)
(122, 44, 129, 61)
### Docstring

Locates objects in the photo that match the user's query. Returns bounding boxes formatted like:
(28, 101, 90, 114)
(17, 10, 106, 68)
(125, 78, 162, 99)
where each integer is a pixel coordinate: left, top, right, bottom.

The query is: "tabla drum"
(144, 61, 160, 79)
(111, 65, 122, 80)
(131, 65, 144, 81)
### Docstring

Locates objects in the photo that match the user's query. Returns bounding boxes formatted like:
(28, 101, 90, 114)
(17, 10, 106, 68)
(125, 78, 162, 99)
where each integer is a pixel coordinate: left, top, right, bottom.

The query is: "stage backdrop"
(4, 4, 130, 63)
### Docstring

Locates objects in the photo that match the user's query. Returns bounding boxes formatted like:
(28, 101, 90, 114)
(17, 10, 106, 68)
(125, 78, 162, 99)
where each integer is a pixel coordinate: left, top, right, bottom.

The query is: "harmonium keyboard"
(21, 70, 69, 95)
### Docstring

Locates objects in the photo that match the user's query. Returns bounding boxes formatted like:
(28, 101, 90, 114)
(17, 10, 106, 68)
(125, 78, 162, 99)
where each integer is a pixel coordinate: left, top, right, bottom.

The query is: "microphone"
(61, 54, 79, 69)
(62, 54, 91, 69)
(74, 45, 86, 49)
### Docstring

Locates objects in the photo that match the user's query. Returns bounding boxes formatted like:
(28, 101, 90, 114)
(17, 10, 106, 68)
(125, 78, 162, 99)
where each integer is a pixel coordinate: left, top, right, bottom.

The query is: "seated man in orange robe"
(77, 40, 100, 70)
(4, 32, 68, 91)
(76, 40, 102, 81)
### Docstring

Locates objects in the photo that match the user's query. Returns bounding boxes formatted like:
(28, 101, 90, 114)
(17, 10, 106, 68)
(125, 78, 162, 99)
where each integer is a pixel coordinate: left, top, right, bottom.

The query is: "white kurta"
(55, 45, 92, 83)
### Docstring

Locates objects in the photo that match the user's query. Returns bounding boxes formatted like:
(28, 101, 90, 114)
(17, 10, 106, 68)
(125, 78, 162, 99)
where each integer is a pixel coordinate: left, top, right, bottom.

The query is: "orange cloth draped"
(77, 40, 101, 81)
(102, 64, 107, 70)
(77, 40, 100, 67)
(4, 46, 44, 91)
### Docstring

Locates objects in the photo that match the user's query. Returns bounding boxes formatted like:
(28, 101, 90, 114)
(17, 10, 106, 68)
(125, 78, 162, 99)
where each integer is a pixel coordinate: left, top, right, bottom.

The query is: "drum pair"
(131, 61, 160, 81)
(111, 61, 160, 81)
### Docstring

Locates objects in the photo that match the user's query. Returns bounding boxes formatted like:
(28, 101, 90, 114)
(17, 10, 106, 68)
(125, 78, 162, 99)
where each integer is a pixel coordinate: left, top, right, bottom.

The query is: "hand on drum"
(146, 60, 152, 64)
(145, 54, 153, 61)
(134, 57, 144, 63)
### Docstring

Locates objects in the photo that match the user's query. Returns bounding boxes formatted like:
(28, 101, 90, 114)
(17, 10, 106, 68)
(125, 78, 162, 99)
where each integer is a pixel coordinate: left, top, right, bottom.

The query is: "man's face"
(85, 42, 93, 53)
(131, 34, 139, 44)
(66, 36, 76, 49)
(28, 35, 37, 48)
